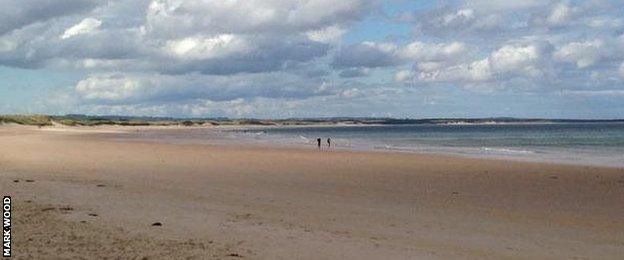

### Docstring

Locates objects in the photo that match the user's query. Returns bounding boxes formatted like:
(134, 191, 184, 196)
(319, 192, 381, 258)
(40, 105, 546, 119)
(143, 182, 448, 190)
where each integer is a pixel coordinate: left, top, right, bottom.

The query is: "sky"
(1, 0, 624, 119)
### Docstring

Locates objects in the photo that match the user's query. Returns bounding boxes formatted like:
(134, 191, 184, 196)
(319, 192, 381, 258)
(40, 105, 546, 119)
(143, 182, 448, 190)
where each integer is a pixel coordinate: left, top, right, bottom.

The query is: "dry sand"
(1, 125, 623, 259)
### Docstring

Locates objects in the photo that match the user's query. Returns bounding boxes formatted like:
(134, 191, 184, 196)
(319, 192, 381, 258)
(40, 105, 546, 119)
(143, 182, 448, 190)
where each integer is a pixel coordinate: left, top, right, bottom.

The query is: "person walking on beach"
(327, 138, 331, 148)
(317, 138, 321, 149)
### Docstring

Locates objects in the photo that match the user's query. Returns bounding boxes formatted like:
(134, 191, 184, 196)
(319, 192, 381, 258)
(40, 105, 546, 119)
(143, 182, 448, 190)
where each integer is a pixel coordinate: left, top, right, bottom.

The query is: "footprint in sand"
(25, 179, 35, 182)
(152, 222, 163, 226)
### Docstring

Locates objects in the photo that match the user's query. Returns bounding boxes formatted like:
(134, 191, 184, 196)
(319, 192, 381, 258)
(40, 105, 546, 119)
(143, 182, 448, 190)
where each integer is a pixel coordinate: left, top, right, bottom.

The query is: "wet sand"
(1, 125, 623, 259)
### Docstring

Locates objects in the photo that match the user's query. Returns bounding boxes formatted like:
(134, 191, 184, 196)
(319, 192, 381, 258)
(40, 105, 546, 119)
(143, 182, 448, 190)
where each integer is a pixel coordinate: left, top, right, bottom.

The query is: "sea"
(230, 122, 624, 168)
(115, 122, 624, 168)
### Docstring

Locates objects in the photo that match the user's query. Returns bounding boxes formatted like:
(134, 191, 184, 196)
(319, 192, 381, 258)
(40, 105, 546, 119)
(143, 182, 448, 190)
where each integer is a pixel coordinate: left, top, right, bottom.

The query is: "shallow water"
(108, 123, 624, 168)
(234, 123, 624, 168)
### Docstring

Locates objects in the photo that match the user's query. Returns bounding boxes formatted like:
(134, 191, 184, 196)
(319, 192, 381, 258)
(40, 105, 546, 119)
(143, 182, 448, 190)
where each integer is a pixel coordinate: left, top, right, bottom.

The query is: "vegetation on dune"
(0, 115, 53, 126)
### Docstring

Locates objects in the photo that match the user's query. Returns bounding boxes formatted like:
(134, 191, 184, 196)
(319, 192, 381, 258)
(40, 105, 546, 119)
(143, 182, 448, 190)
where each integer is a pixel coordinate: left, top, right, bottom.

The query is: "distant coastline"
(1, 114, 624, 127)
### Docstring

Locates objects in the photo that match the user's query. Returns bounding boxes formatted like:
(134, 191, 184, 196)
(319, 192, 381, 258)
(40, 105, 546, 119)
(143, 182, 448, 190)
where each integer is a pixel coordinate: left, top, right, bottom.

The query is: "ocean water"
(232, 123, 624, 168)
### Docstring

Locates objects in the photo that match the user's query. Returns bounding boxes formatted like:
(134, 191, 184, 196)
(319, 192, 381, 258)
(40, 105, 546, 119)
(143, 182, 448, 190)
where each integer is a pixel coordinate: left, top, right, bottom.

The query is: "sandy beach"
(1, 125, 623, 259)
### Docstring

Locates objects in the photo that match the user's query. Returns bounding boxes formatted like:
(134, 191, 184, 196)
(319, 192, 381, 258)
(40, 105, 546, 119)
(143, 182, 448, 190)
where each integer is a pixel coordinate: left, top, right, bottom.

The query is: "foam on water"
(235, 123, 624, 168)
(109, 123, 624, 168)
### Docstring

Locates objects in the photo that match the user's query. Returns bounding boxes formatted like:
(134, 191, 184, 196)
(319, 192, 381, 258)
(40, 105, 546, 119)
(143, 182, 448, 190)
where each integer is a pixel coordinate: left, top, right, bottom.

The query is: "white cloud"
(306, 25, 345, 43)
(400, 41, 468, 62)
(490, 44, 542, 75)
(553, 39, 623, 68)
(464, 0, 548, 12)
(75, 74, 145, 101)
(61, 18, 102, 39)
(394, 70, 414, 83)
(145, 0, 377, 37)
(545, 2, 575, 26)
(340, 88, 362, 98)
(73, 72, 337, 105)
(164, 34, 249, 60)
(586, 16, 624, 29)
(441, 9, 475, 27)
(416, 42, 551, 85)
(0, 36, 17, 52)
(563, 89, 624, 97)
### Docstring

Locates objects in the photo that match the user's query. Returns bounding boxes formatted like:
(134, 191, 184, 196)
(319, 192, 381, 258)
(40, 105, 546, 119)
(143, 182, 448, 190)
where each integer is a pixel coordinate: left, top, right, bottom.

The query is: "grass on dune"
(0, 115, 211, 127)
(0, 115, 52, 126)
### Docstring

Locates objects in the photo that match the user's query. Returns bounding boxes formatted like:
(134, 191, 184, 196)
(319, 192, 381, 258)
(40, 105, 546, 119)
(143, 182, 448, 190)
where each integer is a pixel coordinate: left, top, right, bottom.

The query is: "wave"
(377, 144, 536, 155)
(480, 147, 536, 154)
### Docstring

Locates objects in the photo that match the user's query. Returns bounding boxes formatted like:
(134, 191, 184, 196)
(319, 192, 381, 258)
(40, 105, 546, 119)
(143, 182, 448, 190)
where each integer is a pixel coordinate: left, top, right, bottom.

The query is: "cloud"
(0, 0, 377, 76)
(76, 74, 145, 101)
(464, 0, 548, 12)
(547, 2, 574, 26)
(413, 5, 523, 37)
(333, 41, 471, 71)
(332, 42, 400, 69)
(3, 0, 624, 118)
(306, 25, 346, 43)
(144, 0, 377, 37)
(586, 16, 624, 29)
(562, 89, 624, 97)
(531, 1, 579, 27)
(0, 0, 101, 36)
(553, 38, 624, 68)
(411, 0, 622, 41)
(400, 41, 469, 62)
(73, 73, 336, 105)
(394, 70, 414, 83)
(163, 34, 249, 60)
(415, 42, 554, 87)
(61, 18, 102, 39)
(438, 8, 476, 28)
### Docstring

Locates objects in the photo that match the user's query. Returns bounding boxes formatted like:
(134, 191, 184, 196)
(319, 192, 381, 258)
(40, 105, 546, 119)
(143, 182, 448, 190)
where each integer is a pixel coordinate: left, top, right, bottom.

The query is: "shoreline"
(4, 123, 624, 169)
(104, 124, 624, 169)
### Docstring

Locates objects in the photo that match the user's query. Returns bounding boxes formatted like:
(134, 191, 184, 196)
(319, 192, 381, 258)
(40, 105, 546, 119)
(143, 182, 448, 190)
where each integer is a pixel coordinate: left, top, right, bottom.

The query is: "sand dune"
(1, 126, 623, 259)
